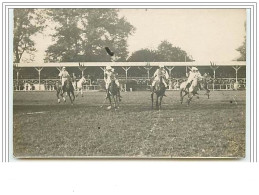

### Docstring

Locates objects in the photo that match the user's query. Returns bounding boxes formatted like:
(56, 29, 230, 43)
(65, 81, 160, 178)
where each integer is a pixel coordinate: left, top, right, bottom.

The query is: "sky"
(30, 9, 246, 63)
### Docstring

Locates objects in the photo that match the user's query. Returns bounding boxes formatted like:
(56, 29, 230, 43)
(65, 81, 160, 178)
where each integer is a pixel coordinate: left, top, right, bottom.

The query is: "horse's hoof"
(107, 106, 112, 110)
(58, 99, 60, 103)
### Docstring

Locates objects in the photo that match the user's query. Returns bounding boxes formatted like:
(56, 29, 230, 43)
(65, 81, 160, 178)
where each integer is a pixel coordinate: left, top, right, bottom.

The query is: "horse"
(180, 75, 210, 105)
(106, 80, 119, 110)
(75, 76, 87, 97)
(54, 80, 75, 105)
(151, 76, 166, 110)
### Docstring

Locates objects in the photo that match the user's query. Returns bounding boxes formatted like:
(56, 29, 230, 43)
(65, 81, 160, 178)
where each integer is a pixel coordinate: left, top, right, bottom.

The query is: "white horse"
(180, 75, 210, 105)
(74, 76, 87, 97)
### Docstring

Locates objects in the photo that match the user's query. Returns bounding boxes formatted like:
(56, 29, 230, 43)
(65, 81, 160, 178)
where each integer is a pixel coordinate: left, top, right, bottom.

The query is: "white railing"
(13, 78, 246, 91)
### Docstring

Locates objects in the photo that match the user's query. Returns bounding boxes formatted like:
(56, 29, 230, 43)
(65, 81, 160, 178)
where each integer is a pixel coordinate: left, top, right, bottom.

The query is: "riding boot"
(185, 83, 191, 91)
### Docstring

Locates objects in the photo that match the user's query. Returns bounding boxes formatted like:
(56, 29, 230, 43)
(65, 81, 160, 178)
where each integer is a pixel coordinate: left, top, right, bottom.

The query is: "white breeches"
(152, 78, 167, 87)
(72, 82, 76, 89)
(105, 80, 120, 90)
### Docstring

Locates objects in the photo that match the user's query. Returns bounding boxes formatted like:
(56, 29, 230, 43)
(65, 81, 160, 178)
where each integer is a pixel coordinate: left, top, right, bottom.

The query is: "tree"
(45, 9, 135, 62)
(236, 37, 246, 61)
(13, 9, 45, 63)
(127, 49, 163, 62)
(127, 40, 192, 62)
(236, 22, 246, 61)
(157, 40, 192, 62)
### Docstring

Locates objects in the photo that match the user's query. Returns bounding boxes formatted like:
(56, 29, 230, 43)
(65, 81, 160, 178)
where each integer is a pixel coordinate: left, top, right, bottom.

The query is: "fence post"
(165, 66, 175, 90)
(210, 62, 219, 91)
(122, 66, 131, 91)
(35, 67, 43, 91)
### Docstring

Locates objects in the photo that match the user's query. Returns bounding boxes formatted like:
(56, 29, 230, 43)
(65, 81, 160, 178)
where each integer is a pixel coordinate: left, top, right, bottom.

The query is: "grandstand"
(13, 61, 246, 91)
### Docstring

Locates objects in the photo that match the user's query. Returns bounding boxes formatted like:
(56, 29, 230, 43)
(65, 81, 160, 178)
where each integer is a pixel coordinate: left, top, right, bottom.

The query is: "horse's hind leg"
(71, 90, 75, 102)
(180, 89, 187, 104)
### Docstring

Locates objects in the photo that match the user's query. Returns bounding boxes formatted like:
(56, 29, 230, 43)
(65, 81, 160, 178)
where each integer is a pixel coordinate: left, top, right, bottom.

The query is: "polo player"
(58, 67, 70, 92)
(104, 65, 121, 101)
(185, 67, 202, 91)
(151, 64, 169, 95)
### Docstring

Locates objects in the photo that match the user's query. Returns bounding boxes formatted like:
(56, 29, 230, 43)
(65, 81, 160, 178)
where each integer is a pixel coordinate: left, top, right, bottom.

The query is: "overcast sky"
(31, 9, 246, 63)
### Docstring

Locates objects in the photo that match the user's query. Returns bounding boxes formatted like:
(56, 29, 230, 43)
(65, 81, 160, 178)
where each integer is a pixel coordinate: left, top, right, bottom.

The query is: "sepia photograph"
(13, 8, 246, 158)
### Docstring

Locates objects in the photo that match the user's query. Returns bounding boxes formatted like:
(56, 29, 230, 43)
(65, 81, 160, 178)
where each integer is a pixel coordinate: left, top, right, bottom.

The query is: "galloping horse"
(151, 76, 166, 110)
(75, 76, 87, 97)
(180, 75, 210, 105)
(107, 80, 119, 110)
(54, 80, 75, 104)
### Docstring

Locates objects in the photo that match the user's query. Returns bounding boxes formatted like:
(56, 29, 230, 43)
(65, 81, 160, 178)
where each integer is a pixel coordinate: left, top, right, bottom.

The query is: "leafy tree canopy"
(13, 9, 46, 63)
(128, 40, 192, 62)
(45, 9, 135, 62)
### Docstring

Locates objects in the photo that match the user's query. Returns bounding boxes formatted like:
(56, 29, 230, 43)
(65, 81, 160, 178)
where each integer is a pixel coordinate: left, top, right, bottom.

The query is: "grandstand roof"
(14, 61, 246, 68)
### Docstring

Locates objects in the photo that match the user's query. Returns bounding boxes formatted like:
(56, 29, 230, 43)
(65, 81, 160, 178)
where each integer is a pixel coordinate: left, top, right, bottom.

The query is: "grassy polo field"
(13, 90, 246, 158)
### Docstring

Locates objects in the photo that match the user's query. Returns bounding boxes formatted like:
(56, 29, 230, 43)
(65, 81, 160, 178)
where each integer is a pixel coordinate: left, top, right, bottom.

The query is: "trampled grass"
(13, 90, 246, 158)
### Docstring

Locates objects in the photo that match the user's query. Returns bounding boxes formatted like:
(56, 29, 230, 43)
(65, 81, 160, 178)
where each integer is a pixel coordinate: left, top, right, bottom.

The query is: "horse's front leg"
(159, 96, 163, 110)
(151, 93, 154, 109)
(71, 90, 75, 102)
(60, 91, 66, 102)
(67, 92, 73, 105)
(156, 95, 159, 110)
(81, 88, 83, 97)
(57, 90, 61, 103)
(187, 93, 194, 106)
(107, 95, 112, 110)
(180, 89, 188, 104)
(115, 95, 119, 109)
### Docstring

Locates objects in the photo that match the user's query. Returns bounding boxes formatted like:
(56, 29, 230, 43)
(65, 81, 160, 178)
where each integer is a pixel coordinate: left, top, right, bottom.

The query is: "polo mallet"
(105, 47, 114, 56)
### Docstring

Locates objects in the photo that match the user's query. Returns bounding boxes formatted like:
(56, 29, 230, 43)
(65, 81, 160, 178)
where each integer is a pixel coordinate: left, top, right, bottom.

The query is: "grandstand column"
(144, 65, 152, 79)
(56, 67, 62, 82)
(100, 67, 105, 77)
(14, 63, 21, 90)
(232, 65, 241, 90)
(79, 62, 87, 77)
(210, 62, 219, 91)
(165, 66, 175, 90)
(35, 67, 43, 91)
(122, 66, 131, 80)
(232, 65, 241, 83)
(122, 67, 131, 91)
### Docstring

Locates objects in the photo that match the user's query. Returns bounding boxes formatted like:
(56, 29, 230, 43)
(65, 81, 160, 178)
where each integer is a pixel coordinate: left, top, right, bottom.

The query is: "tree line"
(13, 9, 246, 63)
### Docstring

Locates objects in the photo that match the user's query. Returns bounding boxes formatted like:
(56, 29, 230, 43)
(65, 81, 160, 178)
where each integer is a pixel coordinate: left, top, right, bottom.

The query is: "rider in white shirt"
(58, 67, 70, 91)
(104, 65, 121, 101)
(185, 67, 201, 91)
(151, 64, 169, 95)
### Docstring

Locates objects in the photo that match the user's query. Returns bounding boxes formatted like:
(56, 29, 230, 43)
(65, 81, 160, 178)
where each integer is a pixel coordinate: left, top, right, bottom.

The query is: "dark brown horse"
(151, 76, 166, 110)
(107, 80, 119, 110)
(54, 80, 75, 105)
